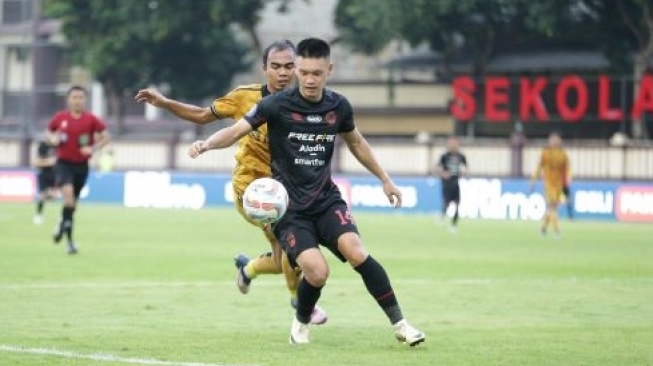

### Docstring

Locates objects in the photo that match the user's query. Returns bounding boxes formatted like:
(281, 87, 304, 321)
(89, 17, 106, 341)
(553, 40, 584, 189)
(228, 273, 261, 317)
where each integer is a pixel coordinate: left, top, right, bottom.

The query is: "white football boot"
(393, 319, 425, 347)
(289, 316, 310, 344)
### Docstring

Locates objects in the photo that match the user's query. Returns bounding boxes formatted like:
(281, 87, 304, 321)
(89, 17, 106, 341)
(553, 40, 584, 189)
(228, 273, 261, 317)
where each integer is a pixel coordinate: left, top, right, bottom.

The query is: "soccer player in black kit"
(33, 138, 58, 225)
(188, 38, 425, 346)
(436, 137, 467, 233)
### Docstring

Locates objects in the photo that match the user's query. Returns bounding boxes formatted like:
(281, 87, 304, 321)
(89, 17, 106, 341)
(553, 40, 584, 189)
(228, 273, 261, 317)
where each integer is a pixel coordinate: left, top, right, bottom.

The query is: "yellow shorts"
(544, 184, 562, 206)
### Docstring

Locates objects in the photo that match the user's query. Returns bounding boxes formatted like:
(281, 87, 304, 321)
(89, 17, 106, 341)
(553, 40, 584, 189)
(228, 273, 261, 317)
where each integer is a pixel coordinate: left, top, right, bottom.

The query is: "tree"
(210, 0, 309, 62)
(335, 0, 541, 76)
(574, 0, 653, 139)
(333, 0, 397, 54)
(336, 0, 606, 75)
(43, 0, 301, 134)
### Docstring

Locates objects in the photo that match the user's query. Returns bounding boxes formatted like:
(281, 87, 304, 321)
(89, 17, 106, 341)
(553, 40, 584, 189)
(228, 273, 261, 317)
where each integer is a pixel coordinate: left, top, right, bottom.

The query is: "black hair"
(262, 40, 296, 67)
(296, 37, 330, 59)
(67, 85, 87, 96)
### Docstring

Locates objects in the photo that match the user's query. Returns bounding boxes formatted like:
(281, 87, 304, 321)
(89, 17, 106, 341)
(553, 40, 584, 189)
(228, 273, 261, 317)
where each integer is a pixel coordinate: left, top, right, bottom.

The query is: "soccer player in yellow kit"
(530, 132, 570, 238)
(135, 40, 327, 324)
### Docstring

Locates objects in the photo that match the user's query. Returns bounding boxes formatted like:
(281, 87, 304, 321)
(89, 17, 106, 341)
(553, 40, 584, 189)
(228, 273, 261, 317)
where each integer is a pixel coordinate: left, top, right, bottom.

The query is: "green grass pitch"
(0, 202, 652, 366)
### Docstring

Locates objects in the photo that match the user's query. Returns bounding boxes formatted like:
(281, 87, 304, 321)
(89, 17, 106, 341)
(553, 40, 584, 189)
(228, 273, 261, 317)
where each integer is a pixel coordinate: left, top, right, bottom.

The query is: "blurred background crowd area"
(0, 0, 652, 179)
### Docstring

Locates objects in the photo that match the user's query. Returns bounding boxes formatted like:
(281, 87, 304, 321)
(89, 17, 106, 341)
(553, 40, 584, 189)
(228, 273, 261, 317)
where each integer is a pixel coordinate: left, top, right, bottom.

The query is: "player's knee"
(346, 250, 369, 267)
(337, 233, 369, 267)
(296, 249, 329, 286)
(300, 260, 329, 286)
(60, 186, 75, 204)
(303, 267, 328, 287)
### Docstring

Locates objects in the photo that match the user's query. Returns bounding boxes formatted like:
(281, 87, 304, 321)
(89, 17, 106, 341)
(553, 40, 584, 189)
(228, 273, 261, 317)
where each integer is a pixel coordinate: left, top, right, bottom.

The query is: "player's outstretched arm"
(135, 88, 216, 125)
(188, 119, 253, 158)
(341, 128, 402, 208)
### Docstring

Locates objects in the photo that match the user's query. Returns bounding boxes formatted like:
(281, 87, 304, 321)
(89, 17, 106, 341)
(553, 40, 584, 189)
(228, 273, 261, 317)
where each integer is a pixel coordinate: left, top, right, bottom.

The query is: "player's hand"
(188, 140, 207, 158)
(135, 88, 167, 107)
(48, 129, 65, 146)
(80, 146, 93, 156)
(49, 134, 60, 146)
(441, 171, 451, 179)
(382, 180, 402, 208)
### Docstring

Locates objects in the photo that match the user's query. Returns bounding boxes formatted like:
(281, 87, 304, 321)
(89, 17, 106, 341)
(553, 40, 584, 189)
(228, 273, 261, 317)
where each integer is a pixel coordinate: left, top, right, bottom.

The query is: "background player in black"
(188, 38, 425, 346)
(436, 136, 467, 233)
(33, 138, 58, 225)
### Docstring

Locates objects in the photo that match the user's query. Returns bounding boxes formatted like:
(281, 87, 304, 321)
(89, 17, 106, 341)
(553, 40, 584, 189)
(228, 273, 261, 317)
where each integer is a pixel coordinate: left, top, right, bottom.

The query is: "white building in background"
(0, 0, 34, 126)
(0, 0, 90, 133)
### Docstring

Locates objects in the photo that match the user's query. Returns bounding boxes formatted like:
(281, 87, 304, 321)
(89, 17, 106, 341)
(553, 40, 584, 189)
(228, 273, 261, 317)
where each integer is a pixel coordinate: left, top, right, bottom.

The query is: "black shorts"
(37, 167, 56, 192)
(442, 181, 460, 204)
(273, 199, 359, 266)
(55, 160, 89, 199)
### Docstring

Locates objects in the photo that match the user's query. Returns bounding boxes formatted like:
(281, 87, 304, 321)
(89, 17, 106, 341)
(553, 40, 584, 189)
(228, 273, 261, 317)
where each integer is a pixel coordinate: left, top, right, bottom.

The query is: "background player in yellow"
(530, 132, 570, 238)
(135, 40, 327, 324)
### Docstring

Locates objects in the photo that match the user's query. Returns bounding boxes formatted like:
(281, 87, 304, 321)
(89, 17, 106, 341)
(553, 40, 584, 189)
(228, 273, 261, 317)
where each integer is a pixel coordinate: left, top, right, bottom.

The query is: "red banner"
(0, 171, 36, 203)
(451, 74, 653, 122)
(616, 186, 653, 222)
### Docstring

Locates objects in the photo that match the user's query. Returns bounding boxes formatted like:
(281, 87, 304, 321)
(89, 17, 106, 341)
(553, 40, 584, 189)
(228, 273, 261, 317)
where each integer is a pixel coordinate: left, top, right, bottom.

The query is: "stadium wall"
(1, 169, 651, 223)
(1, 138, 652, 179)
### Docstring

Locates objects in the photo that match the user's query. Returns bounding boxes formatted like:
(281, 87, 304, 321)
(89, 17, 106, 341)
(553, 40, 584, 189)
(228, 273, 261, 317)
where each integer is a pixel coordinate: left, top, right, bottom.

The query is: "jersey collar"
(262, 84, 271, 98)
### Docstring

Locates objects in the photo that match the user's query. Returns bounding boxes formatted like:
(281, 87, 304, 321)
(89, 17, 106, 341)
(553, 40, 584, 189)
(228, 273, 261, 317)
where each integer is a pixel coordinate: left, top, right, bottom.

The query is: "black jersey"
(438, 151, 467, 183)
(38, 140, 56, 160)
(245, 87, 355, 214)
(37, 140, 56, 171)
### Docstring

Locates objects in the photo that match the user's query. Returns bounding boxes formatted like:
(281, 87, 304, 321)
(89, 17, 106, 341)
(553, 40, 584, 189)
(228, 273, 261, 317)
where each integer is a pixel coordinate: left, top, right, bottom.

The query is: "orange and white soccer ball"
(242, 178, 289, 224)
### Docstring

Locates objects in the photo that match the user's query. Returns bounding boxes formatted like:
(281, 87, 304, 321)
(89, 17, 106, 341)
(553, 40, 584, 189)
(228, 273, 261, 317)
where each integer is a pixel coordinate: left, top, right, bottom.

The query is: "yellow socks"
(244, 252, 282, 279)
(243, 252, 301, 301)
(550, 211, 560, 233)
(282, 253, 300, 300)
(541, 211, 551, 232)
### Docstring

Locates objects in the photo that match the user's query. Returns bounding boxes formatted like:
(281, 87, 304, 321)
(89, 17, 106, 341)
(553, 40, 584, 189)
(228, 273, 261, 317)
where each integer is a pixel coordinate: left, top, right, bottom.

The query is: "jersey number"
(334, 209, 355, 226)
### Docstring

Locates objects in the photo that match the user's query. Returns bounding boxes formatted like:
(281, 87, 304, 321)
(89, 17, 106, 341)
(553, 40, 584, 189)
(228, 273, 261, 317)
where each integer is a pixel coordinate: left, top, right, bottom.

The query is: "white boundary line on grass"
(0, 344, 260, 366)
(0, 277, 652, 290)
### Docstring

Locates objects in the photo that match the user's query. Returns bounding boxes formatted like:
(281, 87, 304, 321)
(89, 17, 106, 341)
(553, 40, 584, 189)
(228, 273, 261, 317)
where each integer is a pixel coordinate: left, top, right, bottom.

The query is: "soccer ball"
(242, 178, 289, 224)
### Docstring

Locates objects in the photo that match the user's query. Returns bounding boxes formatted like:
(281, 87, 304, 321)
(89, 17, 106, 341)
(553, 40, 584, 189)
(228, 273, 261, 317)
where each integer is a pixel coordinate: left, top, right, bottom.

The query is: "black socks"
(296, 278, 323, 324)
(354, 256, 403, 324)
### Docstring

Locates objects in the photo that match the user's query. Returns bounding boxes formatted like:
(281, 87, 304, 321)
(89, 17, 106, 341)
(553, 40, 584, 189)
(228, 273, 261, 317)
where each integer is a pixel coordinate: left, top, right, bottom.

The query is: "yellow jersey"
(210, 84, 271, 191)
(537, 147, 569, 188)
